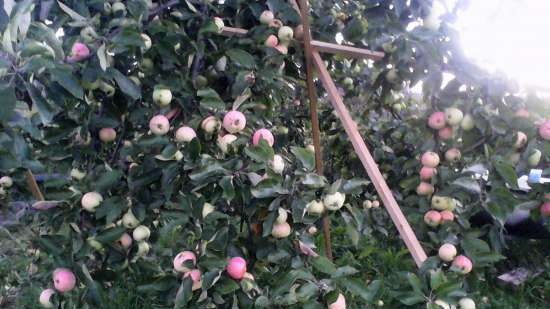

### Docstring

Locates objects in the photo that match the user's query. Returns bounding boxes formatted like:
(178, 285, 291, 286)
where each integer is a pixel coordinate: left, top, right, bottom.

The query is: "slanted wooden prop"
(222, 0, 428, 267)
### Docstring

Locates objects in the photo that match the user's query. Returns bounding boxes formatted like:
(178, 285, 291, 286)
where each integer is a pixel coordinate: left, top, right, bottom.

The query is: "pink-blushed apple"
(252, 128, 275, 146)
(175, 126, 196, 142)
(514, 108, 530, 118)
(438, 243, 457, 262)
(66, 42, 90, 62)
(259, 10, 274, 24)
(308, 226, 318, 234)
(420, 166, 437, 180)
(183, 269, 202, 291)
(173, 251, 197, 273)
(223, 110, 247, 133)
(445, 148, 461, 162)
(513, 131, 528, 149)
(271, 222, 291, 238)
(52, 268, 76, 293)
(226, 257, 247, 280)
(440, 210, 454, 223)
(540, 202, 550, 217)
(39, 288, 56, 308)
(421, 151, 440, 168)
(149, 115, 170, 136)
(201, 116, 220, 133)
(99, 128, 116, 143)
(452, 255, 473, 274)
(424, 210, 442, 227)
(438, 126, 453, 140)
(328, 293, 346, 309)
(118, 233, 133, 249)
(298, 241, 319, 257)
(444, 107, 464, 126)
(81, 192, 103, 212)
(428, 111, 446, 130)
(539, 120, 550, 140)
(264, 35, 278, 48)
(416, 182, 434, 196)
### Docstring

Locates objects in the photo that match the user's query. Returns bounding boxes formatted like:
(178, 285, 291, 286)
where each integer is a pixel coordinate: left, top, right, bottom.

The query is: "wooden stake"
(298, 0, 333, 261)
(311, 50, 428, 267)
(25, 169, 45, 201)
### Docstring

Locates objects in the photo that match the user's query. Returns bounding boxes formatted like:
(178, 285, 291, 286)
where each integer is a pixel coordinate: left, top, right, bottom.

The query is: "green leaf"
(57, 1, 87, 21)
(50, 67, 84, 99)
(197, 88, 224, 110)
(97, 43, 108, 71)
(226, 49, 256, 69)
(339, 278, 381, 302)
(173, 278, 193, 308)
(245, 143, 275, 162)
(0, 83, 16, 123)
(110, 68, 141, 99)
(291, 147, 315, 171)
(493, 158, 518, 188)
(94, 226, 126, 244)
(95, 169, 123, 192)
(26, 83, 59, 124)
(220, 176, 236, 201)
(332, 266, 359, 278)
(311, 256, 337, 275)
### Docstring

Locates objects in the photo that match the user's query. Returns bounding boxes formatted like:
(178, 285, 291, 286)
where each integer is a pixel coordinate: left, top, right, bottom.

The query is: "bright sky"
(454, 0, 550, 90)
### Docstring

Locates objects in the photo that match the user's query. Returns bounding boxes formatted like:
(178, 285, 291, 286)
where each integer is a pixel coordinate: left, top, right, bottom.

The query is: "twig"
(25, 170, 45, 201)
(109, 122, 127, 165)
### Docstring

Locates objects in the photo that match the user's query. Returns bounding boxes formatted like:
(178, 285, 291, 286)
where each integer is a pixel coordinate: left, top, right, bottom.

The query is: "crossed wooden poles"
(223, 0, 428, 267)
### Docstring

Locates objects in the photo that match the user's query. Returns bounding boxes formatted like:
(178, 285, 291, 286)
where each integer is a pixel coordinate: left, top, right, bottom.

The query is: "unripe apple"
(420, 166, 437, 180)
(424, 210, 442, 227)
(259, 10, 274, 24)
(428, 111, 446, 130)
(372, 200, 380, 208)
(271, 222, 291, 238)
(111, 2, 126, 16)
(508, 152, 521, 164)
(175, 126, 196, 142)
(328, 293, 346, 309)
(216, 56, 227, 72)
(52, 268, 76, 293)
(323, 192, 346, 211)
(141, 33, 152, 51)
(201, 116, 220, 133)
(81, 192, 103, 212)
(434, 299, 450, 309)
(118, 233, 133, 249)
(99, 82, 115, 97)
(444, 108, 464, 126)
(152, 88, 172, 106)
(66, 42, 90, 62)
(122, 209, 140, 228)
(460, 114, 475, 131)
(458, 298, 476, 309)
(136, 241, 150, 257)
(149, 115, 170, 136)
(307, 200, 325, 215)
(308, 226, 318, 234)
(440, 210, 454, 223)
(132, 225, 151, 241)
(70, 169, 86, 180)
(80, 26, 98, 43)
(416, 182, 434, 196)
(243, 272, 255, 281)
(513, 131, 528, 149)
(275, 208, 288, 224)
(217, 134, 238, 153)
(252, 129, 275, 147)
(270, 154, 285, 174)
(514, 108, 530, 118)
(421, 151, 440, 168)
(173, 251, 197, 273)
(0, 176, 13, 188)
(264, 35, 278, 48)
(39, 288, 56, 308)
(294, 25, 304, 40)
(99, 128, 117, 143)
(363, 200, 373, 209)
(183, 269, 202, 291)
(528, 149, 541, 167)
(540, 202, 550, 217)
(438, 243, 457, 262)
(141, 58, 154, 71)
(539, 120, 550, 140)
(431, 196, 456, 211)
(213, 17, 224, 33)
(226, 257, 247, 280)
(278, 26, 294, 42)
(445, 148, 461, 162)
(438, 126, 453, 140)
(223, 111, 247, 134)
(452, 255, 473, 274)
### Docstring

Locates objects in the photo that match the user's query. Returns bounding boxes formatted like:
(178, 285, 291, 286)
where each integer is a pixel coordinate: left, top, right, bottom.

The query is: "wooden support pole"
(298, 0, 333, 261)
(310, 50, 428, 268)
(220, 27, 384, 60)
(25, 169, 45, 201)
